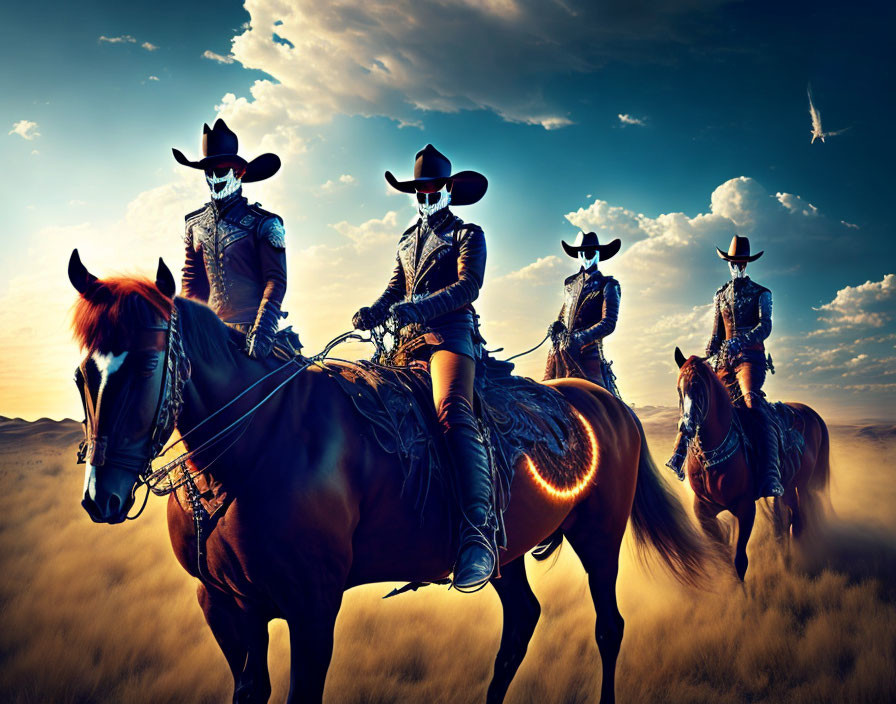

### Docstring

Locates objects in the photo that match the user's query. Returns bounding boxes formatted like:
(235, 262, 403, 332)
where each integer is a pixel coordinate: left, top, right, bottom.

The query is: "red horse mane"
(72, 276, 172, 352)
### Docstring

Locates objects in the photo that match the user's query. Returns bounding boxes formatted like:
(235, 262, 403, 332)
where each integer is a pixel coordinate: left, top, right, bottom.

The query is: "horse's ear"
(68, 249, 97, 295)
(674, 347, 687, 369)
(155, 258, 176, 298)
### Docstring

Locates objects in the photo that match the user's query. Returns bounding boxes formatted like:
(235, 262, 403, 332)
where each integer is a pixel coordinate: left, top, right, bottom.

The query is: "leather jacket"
(371, 208, 486, 332)
(706, 277, 772, 359)
(556, 266, 620, 360)
(181, 192, 287, 325)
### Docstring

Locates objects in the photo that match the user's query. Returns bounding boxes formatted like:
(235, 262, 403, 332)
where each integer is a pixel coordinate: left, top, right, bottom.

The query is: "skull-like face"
(729, 261, 747, 279)
(416, 189, 450, 220)
(206, 167, 242, 200)
(579, 247, 599, 270)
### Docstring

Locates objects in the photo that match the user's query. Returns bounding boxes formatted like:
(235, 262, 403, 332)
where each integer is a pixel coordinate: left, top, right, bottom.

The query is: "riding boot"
(439, 397, 497, 592)
(665, 431, 690, 481)
(754, 400, 784, 498)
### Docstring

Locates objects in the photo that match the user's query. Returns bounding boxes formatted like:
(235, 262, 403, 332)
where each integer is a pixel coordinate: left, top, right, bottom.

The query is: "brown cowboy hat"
(561, 231, 621, 260)
(172, 119, 281, 183)
(716, 235, 763, 263)
(385, 144, 488, 206)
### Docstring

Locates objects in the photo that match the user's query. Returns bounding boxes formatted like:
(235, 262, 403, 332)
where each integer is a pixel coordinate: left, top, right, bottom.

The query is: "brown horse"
(68, 249, 715, 704)
(672, 348, 831, 581)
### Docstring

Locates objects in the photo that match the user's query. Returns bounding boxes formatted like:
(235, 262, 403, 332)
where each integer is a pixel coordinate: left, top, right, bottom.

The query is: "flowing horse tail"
(627, 409, 718, 587)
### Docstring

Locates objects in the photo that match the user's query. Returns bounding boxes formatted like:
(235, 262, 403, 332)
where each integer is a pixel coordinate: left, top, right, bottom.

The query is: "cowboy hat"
(172, 119, 281, 183)
(716, 235, 763, 263)
(561, 231, 621, 260)
(384, 144, 487, 206)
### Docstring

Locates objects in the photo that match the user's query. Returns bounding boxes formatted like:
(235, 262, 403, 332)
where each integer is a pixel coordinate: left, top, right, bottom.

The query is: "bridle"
(76, 305, 190, 519)
(680, 365, 741, 471)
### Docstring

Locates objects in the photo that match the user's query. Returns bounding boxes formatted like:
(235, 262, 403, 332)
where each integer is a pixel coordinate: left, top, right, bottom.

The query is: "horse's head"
(69, 249, 182, 523)
(673, 346, 720, 437)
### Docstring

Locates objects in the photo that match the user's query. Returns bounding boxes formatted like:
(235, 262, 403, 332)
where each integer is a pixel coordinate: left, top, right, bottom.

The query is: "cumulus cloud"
(148, 75, 160, 81)
(213, 0, 734, 135)
(815, 274, 895, 331)
(202, 50, 235, 64)
(618, 113, 646, 126)
(320, 174, 356, 193)
(9, 120, 39, 140)
(141, 42, 158, 51)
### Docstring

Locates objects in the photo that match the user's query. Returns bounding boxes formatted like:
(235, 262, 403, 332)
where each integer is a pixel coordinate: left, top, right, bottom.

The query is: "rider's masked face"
(729, 261, 747, 279)
(205, 165, 244, 200)
(416, 187, 451, 219)
(578, 247, 599, 270)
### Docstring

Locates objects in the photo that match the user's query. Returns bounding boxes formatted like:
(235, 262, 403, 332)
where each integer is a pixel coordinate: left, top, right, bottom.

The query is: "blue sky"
(2, 0, 894, 420)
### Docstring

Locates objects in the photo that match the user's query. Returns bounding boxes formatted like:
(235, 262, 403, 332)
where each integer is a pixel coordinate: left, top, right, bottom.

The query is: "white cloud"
(213, 0, 733, 135)
(141, 42, 158, 51)
(320, 174, 357, 193)
(618, 113, 646, 126)
(815, 274, 895, 330)
(841, 220, 859, 229)
(148, 75, 160, 81)
(98, 34, 136, 44)
(9, 120, 40, 140)
(202, 50, 235, 64)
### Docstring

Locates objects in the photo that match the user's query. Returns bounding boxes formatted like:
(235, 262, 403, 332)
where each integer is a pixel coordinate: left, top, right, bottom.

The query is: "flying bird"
(808, 85, 849, 144)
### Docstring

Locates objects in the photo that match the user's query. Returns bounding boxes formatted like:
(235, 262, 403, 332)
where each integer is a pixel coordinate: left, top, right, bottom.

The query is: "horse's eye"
(139, 356, 159, 378)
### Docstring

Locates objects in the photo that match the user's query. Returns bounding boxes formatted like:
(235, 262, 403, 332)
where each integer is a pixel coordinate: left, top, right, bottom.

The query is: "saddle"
(321, 351, 582, 524)
(733, 401, 806, 489)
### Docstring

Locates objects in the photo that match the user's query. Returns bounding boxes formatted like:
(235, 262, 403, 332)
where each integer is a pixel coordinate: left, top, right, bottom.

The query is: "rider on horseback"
(667, 235, 784, 497)
(543, 231, 622, 396)
(351, 144, 496, 592)
(174, 119, 295, 359)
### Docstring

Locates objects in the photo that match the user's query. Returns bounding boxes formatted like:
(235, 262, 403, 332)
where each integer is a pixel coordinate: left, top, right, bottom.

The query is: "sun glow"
(524, 411, 598, 500)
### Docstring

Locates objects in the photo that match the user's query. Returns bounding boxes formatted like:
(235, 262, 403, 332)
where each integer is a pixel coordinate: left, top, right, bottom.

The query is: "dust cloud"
(0, 413, 894, 703)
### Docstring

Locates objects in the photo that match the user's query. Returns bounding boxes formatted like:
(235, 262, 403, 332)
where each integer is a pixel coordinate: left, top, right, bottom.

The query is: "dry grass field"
(1, 410, 894, 703)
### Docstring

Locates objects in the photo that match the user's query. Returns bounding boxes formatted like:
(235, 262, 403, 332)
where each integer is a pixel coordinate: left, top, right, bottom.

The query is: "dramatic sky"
(2, 0, 894, 421)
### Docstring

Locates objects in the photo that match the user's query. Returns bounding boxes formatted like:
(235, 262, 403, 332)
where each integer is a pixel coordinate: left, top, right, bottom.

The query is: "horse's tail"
(628, 409, 718, 588)
(802, 406, 834, 526)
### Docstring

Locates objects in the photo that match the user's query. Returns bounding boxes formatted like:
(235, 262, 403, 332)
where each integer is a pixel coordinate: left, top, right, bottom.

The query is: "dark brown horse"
(68, 249, 715, 704)
(672, 348, 831, 581)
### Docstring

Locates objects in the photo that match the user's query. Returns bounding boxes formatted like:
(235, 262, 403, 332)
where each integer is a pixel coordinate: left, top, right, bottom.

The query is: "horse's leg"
(198, 584, 271, 704)
(564, 522, 624, 704)
(284, 589, 343, 704)
(733, 499, 756, 582)
(485, 558, 541, 704)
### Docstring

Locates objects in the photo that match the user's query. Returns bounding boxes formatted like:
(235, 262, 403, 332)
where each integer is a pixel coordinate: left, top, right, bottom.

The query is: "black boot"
(439, 398, 497, 593)
(754, 401, 784, 497)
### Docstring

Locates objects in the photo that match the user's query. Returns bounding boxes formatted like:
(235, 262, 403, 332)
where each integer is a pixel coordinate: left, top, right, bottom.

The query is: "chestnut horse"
(68, 250, 714, 704)
(672, 348, 830, 580)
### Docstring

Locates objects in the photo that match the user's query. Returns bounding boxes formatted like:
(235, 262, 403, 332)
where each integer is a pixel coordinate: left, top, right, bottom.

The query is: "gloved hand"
(352, 306, 385, 331)
(246, 327, 275, 359)
(727, 337, 743, 357)
(390, 301, 424, 328)
(547, 320, 566, 344)
(247, 299, 280, 359)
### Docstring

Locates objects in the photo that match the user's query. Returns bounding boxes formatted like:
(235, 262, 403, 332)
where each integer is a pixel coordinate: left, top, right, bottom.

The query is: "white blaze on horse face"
(206, 168, 242, 200)
(83, 350, 128, 499)
(680, 392, 695, 433)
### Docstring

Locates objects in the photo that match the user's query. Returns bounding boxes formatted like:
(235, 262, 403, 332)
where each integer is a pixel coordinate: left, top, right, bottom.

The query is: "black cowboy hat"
(385, 144, 488, 206)
(716, 235, 763, 263)
(172, 119, 281, 183)
(561, 231, 621, 260)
